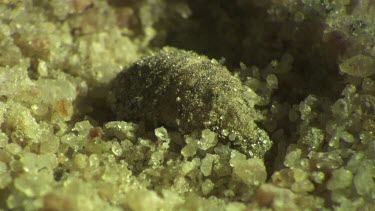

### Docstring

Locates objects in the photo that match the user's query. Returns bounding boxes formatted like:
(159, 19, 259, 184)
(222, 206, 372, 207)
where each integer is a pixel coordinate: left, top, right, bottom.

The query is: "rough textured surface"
(0, 0, 375, 210)
(108, 47, 272, 158)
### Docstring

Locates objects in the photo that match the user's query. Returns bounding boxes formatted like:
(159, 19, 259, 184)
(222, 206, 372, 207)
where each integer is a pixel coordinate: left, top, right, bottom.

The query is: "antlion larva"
(108, 47, 272, 157)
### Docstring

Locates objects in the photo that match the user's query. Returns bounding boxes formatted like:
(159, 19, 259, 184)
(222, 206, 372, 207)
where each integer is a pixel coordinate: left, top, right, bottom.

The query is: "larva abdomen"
(108, 47, 272, 157)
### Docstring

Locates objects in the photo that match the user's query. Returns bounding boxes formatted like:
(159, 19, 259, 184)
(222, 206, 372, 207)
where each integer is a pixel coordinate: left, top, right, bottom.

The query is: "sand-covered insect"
(108, 47, 272, 157)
